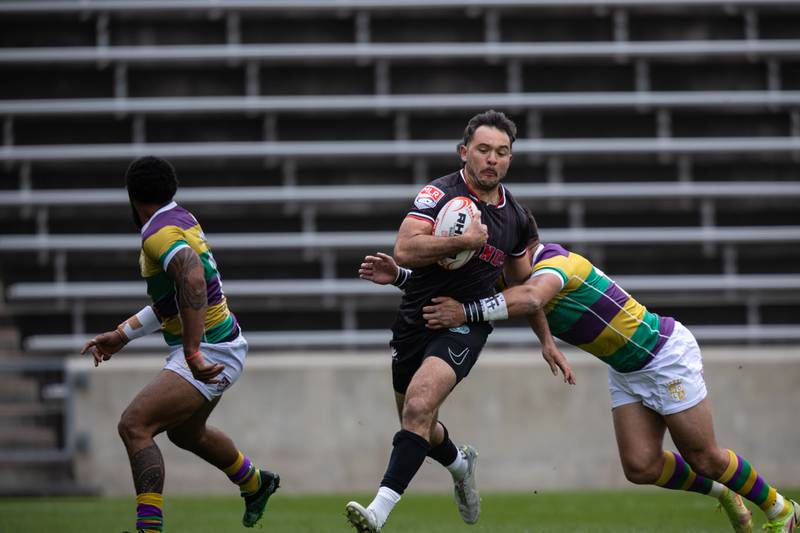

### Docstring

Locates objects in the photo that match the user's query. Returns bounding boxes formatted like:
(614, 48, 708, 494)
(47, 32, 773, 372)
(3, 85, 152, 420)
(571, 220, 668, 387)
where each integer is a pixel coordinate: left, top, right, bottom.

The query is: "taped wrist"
(463, 293, 509, 323)
(117, 306, 161, 343)
(393, 267, 412, 288)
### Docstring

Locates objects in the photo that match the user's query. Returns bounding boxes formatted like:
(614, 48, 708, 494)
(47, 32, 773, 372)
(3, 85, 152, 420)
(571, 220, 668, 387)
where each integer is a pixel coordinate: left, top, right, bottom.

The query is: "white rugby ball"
(433, 196, 480, 270)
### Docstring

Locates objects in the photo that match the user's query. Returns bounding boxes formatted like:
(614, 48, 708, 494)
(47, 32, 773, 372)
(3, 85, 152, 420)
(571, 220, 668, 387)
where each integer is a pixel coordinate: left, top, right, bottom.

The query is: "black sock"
(380, 429, 431, 495)
(427, 422, 458, 467)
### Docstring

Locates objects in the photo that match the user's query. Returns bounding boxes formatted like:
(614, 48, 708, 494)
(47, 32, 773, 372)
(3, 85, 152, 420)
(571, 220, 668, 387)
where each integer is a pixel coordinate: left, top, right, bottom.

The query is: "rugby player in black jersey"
(345, 111, 561, 532)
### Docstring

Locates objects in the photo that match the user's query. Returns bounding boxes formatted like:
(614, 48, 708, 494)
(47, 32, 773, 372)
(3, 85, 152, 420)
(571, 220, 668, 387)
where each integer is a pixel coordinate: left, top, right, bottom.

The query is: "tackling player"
(81, 157, 279, 533)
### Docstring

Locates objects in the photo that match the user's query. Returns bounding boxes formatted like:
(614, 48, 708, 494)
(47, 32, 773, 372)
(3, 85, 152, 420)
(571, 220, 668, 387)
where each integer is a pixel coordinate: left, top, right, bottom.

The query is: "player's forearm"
(394, 234, 473, 267)
(178, 275, 208, 356)
(504, 285, 547, 317)
(527, 309, 557, 348)
(115, 305, 162, 344)
(461, 285, 546, 323)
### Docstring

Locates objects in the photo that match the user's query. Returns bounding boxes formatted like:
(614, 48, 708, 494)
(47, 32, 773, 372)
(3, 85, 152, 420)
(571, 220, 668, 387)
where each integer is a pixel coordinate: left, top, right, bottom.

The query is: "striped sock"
(717, 449, 788, 520)
(655, 451, 722, 496)
(223, 451, 261, 494)
(135, 492, 163, 532)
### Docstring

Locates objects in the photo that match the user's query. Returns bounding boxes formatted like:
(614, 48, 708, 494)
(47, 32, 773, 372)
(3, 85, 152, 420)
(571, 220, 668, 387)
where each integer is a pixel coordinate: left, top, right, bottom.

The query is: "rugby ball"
(433, 196, 480, 270)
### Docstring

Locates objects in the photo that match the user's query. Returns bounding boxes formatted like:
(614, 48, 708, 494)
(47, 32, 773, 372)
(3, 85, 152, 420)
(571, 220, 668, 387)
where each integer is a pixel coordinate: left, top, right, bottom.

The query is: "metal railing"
(2, 226, 800, 252)
(2, 91, 800, 117)
(0, 0, 795, 14)
(2, 40, 800, 65)
(3, 182, 800, 207)
(23, 324, 800, 353)
(2, 137, 800, 162)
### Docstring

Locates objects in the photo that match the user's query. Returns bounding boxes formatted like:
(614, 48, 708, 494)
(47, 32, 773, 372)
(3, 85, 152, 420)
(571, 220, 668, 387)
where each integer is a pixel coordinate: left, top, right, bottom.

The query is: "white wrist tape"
(480, 293, 509, 321)
(120, 306, 161, 342)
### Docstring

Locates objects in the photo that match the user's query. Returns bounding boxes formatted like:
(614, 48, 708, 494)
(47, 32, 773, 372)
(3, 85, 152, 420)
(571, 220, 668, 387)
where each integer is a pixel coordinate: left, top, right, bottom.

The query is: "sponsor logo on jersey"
(413, 185, 445, 210)
(448, 346, 469, 366)
(449, 325, 471, 335)
(667, 379, 686, 401)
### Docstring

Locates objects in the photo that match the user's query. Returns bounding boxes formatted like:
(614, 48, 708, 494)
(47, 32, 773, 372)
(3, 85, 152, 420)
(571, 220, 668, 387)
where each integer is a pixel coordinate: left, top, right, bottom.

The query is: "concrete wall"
(66, 347, 800, 496)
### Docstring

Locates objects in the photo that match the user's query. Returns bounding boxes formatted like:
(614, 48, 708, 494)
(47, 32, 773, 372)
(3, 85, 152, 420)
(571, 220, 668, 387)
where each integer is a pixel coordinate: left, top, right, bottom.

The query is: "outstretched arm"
(423, 273, 563, 327)
(80, 306, 161, 367)
(166, 247, 224, 383)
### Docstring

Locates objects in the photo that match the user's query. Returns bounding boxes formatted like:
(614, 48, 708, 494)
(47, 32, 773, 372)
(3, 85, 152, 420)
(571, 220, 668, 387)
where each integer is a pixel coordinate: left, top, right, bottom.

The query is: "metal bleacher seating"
(1, 0, 799, 495)
(1, 0, 799, 353)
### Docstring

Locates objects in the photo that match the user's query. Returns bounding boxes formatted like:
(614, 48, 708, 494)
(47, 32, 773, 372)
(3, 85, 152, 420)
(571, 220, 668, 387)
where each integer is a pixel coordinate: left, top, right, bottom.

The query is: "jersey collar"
(460, 168, 506, 208)
(140, 201, 178, 235)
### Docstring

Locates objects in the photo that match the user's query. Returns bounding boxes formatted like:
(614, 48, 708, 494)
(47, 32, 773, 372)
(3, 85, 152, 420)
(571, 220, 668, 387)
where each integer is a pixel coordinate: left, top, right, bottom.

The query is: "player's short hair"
(125, 156, 179, 205)
(460, 110, 517, 149)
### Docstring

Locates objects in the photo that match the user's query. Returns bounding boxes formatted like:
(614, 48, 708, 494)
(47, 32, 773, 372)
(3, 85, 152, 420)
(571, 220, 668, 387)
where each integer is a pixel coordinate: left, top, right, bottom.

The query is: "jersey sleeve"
(141, 225, 191, 272)
(406, 183, 450, 225)
(532, 255, 571, 290)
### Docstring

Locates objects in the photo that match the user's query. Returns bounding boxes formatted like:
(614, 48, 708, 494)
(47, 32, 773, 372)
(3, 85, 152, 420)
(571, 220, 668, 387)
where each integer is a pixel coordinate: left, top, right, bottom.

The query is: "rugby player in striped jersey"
(363, 237, 798, 533)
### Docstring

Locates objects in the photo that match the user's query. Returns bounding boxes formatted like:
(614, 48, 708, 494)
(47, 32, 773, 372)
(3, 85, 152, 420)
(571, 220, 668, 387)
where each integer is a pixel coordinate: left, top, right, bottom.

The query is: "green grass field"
(2, 489, 797, 532)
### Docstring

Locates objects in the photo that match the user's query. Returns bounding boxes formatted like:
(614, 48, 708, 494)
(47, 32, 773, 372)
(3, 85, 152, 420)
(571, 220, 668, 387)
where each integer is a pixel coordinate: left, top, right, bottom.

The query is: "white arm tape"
(480, 293, 509, 321)
(121, 306, 161, 342)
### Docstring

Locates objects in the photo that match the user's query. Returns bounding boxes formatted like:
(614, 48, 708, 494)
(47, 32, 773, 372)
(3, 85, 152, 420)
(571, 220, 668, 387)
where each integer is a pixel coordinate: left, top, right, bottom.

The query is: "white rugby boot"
(345, 501, 382, 533)
(453, 444, 480, 524)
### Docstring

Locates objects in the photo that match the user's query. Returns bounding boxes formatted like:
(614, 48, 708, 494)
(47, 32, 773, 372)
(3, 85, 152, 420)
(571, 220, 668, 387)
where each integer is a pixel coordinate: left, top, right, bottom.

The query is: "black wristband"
(393, 267, 412, 288)
(463, 300, 485, 323)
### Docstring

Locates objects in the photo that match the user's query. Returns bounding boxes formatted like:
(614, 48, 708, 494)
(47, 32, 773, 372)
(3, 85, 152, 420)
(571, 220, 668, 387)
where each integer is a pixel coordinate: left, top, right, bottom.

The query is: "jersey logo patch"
(449, 325, 470, 335)
(667, 379, 686, 401)
(448, 346, 469, 366)
(414, 185, 445, 210)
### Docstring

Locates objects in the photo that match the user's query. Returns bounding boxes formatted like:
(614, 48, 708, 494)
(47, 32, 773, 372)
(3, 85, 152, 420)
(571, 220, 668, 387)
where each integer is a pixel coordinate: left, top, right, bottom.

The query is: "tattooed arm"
(166, 247, 223, 383)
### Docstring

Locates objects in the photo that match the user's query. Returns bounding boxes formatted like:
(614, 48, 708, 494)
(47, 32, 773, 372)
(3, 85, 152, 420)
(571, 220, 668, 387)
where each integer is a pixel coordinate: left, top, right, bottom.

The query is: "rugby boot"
(242, 469, 280, 527)
(717, 489, 753, 533)
(345, 501, 382, 533)
(453, 444, 480, 524)
(763, 499, 800, 533)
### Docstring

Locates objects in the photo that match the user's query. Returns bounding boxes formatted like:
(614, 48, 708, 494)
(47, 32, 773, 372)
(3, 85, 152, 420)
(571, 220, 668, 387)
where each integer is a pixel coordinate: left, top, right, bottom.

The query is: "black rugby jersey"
(391, 169, 537, 348)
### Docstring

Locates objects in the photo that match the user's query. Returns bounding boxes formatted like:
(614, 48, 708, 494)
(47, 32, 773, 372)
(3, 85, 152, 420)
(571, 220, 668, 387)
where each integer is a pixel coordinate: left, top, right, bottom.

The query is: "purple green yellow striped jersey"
(139, 201, 238, 347)
(531, 243, 675, 373)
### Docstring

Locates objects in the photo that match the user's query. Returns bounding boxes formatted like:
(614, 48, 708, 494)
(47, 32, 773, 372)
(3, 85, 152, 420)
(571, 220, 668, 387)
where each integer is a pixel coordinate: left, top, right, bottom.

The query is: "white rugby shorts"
(608, 322, 707, 415)
(163, 334, 248, 401)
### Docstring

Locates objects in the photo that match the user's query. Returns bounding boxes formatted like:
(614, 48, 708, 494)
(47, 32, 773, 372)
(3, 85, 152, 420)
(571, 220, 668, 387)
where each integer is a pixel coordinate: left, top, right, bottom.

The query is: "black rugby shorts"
(390, 322, 492, 394)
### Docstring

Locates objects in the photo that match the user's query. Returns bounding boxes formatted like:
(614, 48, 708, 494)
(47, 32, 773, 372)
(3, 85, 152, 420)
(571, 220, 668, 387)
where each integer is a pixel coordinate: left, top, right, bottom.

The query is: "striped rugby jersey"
(531, 243, 674, 372)
(139, 201, 238, 347)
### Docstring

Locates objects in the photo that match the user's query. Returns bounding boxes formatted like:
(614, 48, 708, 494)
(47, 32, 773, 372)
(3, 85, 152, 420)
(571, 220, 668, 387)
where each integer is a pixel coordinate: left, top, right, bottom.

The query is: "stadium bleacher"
(1, 0, 799, 493)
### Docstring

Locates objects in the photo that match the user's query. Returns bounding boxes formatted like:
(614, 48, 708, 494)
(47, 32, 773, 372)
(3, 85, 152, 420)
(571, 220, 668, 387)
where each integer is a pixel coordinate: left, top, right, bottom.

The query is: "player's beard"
(130, 203, 143, 230)
(466, 163, 502, 191)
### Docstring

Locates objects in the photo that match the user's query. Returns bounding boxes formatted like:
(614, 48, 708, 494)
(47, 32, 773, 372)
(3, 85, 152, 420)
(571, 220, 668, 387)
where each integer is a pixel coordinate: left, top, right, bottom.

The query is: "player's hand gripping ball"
(433, 196, 480, 270)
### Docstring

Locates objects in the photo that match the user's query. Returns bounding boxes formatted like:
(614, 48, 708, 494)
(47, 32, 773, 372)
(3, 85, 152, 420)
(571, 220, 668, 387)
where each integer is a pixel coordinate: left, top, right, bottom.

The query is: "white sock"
(367, 486, 401, 527)
(446, 449, 468, 481)
(767, 493, 787, 520)
(710, 482, 727, 498)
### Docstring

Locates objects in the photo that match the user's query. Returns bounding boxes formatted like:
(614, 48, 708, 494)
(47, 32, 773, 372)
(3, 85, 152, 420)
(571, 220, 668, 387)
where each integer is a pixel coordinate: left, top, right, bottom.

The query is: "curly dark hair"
(125, 156, 179, 205)
(460, 109, 517, 149)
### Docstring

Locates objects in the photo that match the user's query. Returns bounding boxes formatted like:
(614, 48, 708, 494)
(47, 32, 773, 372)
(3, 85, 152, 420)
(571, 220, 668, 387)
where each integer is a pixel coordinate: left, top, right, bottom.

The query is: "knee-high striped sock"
(717, 449, 788, 520)
(223, 451, 261, 494)
(655, 451, 726, 497)
(136, 492, 163, 532)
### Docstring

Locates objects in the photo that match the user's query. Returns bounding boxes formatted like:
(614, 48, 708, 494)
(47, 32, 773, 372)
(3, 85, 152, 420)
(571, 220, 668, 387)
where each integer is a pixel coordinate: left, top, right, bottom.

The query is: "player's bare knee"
(401, 396, 435, 436)
(117, 411, 147, 446)
(621, 458, 660, 485)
